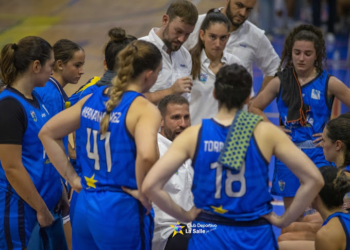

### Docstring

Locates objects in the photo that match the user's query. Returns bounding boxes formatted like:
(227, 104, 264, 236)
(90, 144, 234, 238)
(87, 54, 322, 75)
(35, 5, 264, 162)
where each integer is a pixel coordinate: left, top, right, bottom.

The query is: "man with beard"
(140, 0, 198, 104)
(153, 95, 194, 250)
(184, 0, 280, 96)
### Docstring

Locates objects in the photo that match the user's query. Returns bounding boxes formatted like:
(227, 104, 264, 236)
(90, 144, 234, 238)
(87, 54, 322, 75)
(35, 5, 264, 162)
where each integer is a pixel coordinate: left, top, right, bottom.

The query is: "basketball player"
(249, 24, 350, 212)
(67, 27, 136, 106)
(39, 40, 162, 249)
(279, 166, 350, 250)
(0, 36, 66, 249)
(143, 63, 324, 249)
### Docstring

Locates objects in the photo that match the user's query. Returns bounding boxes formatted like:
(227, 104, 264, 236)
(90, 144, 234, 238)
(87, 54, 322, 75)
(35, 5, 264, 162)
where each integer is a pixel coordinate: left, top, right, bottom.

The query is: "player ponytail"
(278, 24, 326, 71)
(104, 27, 137, 71)
(100, 40, 162, 134)
(190, 9, 230, 80)
(0, 36, 52, 86)
(319, 166, 350, 209)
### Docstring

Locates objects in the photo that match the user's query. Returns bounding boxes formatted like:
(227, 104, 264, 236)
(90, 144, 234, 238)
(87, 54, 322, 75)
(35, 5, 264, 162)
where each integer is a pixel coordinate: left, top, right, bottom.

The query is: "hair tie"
(11, 43, 18, 51)
(213, 9, 220, 13)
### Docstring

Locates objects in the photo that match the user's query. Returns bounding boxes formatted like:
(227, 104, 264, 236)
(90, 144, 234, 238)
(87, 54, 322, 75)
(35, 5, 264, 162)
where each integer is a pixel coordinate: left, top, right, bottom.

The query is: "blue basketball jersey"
(35, 77, 68, 116)
(67, 76, 100, 108)
(344, 165, 350, 173)
(323, 212, 350, 250)
(277, 70, 333, 143)
(192, 119, 273, 221)
(35, 77, 69, 154)
(75, 87, 143, 191)
(0, 88, 62, 211)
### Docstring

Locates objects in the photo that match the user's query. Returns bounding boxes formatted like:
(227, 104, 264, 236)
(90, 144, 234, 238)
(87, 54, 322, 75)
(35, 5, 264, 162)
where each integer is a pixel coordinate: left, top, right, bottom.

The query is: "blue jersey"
(344, 165, 350, 173)
(35, 77, 69, 154)
(323, 212, 350, 250)
(66, 76, 100, 108)
(277, 70, 333, 143)
(35, 77, 68, 116)
(76, 87, 143, 191)
(192, 119, 273, 221)
(0, 88, 62, 211)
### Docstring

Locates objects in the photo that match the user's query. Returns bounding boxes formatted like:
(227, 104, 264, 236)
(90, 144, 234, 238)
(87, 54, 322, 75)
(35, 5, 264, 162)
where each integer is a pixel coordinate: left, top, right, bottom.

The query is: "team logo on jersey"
(239, 43, 247, 48)
(180, 64, 187, 68)
(30, 111, 37, 122)
(170, 221, 185, 237)
(199, 73, 208, 84)
(311, 89, 321, 100)
(278, 180, 286, 191)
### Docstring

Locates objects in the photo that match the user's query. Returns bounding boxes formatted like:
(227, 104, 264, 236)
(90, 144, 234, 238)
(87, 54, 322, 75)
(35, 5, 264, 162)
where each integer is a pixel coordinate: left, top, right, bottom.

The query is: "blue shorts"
(271, 147, 330, 197)
(0, 183, 37, 249)
(72, 189, 154, 250)
(187, 216, 278, 250)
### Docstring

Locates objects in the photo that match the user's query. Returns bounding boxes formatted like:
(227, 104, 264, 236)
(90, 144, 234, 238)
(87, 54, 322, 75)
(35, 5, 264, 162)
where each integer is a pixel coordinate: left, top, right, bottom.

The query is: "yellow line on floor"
(0, 16, 60, 47)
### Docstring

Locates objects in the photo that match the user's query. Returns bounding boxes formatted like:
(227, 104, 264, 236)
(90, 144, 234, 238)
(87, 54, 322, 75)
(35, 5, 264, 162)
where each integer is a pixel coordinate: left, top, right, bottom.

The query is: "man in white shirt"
(140, 0, 198, 104)
(153, 95, 193, 250)
(184, 0, 280, 96)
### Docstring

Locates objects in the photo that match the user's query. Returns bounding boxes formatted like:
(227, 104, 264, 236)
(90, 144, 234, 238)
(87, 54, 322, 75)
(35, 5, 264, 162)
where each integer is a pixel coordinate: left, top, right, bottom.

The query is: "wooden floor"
(0, 0, 219, 96)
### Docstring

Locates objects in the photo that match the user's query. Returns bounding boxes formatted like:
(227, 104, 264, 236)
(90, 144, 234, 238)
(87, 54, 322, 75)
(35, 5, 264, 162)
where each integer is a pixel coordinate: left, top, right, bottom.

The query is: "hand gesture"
(37, 206, 54, 228)
(312, 133, 323, 147)
(262, 212, 285, 228)
(171, 77, 192, 94)
(122, 186, 152, 215)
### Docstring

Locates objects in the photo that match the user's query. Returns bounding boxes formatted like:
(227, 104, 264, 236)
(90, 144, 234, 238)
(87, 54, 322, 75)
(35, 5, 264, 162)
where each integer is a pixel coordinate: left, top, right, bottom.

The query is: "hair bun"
(108, 28, 126, 42)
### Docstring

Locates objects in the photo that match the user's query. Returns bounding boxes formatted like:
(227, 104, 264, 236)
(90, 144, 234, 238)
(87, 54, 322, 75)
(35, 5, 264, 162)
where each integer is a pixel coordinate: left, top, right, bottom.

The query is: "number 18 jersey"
(76, 87, 143, 191)
(192, 119, 273, 221)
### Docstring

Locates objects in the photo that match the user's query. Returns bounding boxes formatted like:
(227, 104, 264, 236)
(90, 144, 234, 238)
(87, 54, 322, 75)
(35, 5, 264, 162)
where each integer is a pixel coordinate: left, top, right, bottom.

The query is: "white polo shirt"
(140, 28, 192, 101)
(152, 133, 194, 250)
(184, 13, 280, 84)
(190, 49, 243, 125)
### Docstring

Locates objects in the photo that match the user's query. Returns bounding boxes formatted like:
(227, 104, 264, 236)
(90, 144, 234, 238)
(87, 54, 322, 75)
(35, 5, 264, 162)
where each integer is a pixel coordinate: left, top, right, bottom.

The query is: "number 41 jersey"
(76, 87, 143, 191)
(192, 119, 273, 221)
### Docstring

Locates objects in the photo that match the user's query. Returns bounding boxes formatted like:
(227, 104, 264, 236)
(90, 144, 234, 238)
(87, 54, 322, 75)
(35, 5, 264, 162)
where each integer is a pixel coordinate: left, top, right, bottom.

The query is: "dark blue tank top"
(76, 87, 143, 191)
(323, 212, 350, 250)
(0, 88, 62, 211)
(277, 70, 333, 143)
(192, 119, 273, 221)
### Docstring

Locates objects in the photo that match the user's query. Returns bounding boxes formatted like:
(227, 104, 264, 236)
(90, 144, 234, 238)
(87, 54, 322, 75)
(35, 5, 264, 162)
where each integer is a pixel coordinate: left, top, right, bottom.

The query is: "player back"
(73, 86, 153, 250)
(188, 118, 277, 250)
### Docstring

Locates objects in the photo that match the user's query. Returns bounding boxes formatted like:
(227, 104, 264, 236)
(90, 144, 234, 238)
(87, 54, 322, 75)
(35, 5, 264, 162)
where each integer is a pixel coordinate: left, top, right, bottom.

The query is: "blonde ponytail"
(100, 45, 136, 134)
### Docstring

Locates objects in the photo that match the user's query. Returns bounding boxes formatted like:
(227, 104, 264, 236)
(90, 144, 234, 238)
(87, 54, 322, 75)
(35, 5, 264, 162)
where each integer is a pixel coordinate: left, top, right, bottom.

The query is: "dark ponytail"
(104, 27, 137, 71)
(319, 166, 350, 209)
(0, 36, 52, 86)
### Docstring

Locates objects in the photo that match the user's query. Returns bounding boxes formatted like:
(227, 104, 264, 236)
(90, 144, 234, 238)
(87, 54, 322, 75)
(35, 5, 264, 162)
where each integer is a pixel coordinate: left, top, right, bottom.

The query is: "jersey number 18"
(210, 162, 246, 198)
